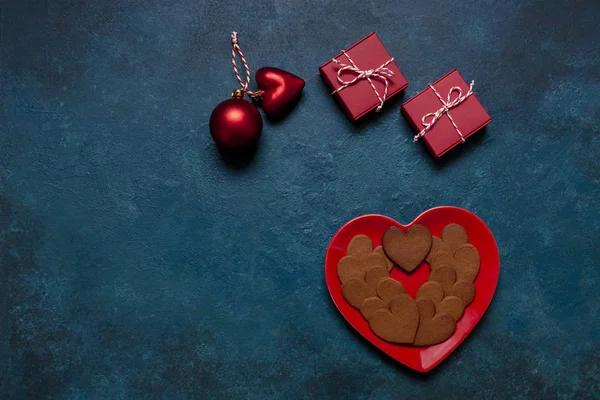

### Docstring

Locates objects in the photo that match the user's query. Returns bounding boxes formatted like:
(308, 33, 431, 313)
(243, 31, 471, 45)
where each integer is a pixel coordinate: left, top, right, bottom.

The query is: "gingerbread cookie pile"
(337, 223, 480, 346)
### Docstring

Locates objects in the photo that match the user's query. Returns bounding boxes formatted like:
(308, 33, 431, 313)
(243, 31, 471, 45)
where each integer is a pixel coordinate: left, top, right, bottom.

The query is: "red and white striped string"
(231, 32, 263, 98)
(414, 81, 475, 142)
(331, 50, 395, 112)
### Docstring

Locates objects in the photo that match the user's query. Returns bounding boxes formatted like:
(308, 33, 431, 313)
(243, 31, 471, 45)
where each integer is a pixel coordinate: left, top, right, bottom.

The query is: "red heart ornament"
(324, 207, 500, 372)
(256, 67, 305, 119)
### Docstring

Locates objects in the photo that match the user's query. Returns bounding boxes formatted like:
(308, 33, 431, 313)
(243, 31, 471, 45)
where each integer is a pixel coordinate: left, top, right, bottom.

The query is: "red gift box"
(401, 69, 492, 158)
(320, 33, 408, 122)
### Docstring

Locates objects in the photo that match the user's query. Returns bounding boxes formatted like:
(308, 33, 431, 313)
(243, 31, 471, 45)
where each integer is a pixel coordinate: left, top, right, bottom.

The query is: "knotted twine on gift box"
(331, 50, 395, 112)
(413, 81, 475, 142)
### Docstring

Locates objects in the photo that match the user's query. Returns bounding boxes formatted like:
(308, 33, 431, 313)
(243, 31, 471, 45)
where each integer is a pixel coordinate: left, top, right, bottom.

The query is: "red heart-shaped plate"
(324, 207, 500, 372)
(256, 67, 305, 119)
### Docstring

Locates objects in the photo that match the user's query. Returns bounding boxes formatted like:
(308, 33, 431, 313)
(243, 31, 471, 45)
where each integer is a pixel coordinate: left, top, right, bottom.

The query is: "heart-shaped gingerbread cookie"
(428, 266, 476, 307)
(368, 295, 419, 344)
(382, 225, 432, 272)
(415, 280, 465, 321)
(341, 265, 389, 308)
(324, 207, 500, 372)
(429, 244, 480, 283)
(360, 278, 407, 320)
(413, 299, 456, 346)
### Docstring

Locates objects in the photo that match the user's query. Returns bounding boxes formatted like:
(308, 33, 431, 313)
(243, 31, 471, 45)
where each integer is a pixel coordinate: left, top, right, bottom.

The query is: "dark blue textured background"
(1, 0, 599, 398)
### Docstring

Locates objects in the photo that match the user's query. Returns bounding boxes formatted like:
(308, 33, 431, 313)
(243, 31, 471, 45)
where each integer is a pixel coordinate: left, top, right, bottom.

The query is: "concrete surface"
(1, 0, 599, 398)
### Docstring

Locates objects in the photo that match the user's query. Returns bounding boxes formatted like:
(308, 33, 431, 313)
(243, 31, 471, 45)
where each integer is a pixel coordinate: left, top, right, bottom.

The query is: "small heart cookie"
(454, 244, 480, 283)
(416, 281, 444, 304)
(447, 281, 476, 307)
(426, 236, 452, 263)
(377, 278, 407, 302)
(429, 266, 476, 307)
(417, 280, 465, 321)
(361, 252, 389, 274)
(429, 252, 455, 270)
(359, 278, 407, 320)
(347, 234, 373, 255)
(341, 279, 376, 308)
(337, 256, 363, 284)
(341, 265, 390, 309)
(373, 246, 394, 272)
(369, 294, 420, 344)
(347, 234, 373, 264)
(360, 297, 388, 320)
(382, 225, 432, 273)
(428, 245, 480, 283)
(437, 296, 465, 321)
(428, 266, 457, 292)
(338, 237, 389, 285)
(441, 223, 469, 248)
(365, 266, 389, 287)
(413, 299, 456, 346)
(426, 223, 469, 262)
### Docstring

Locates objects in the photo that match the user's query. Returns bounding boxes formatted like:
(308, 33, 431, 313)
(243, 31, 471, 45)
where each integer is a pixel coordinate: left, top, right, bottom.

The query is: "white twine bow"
(414, 81, 475, 142)
(331, 50, 395, 112)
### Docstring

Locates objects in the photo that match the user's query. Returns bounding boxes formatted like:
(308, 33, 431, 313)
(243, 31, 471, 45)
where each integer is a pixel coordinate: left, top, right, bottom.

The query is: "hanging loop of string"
(231, 32, 263, 99)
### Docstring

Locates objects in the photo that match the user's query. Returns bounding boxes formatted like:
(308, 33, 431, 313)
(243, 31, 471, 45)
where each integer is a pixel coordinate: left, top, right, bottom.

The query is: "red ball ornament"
(209, 90, 262, 150)
(208, 32, 304, 154)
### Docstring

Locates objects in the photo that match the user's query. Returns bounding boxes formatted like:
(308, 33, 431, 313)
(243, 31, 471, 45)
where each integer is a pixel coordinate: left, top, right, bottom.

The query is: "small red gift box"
(320, 33, 408, 122)
(401, 69, 492, 158)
